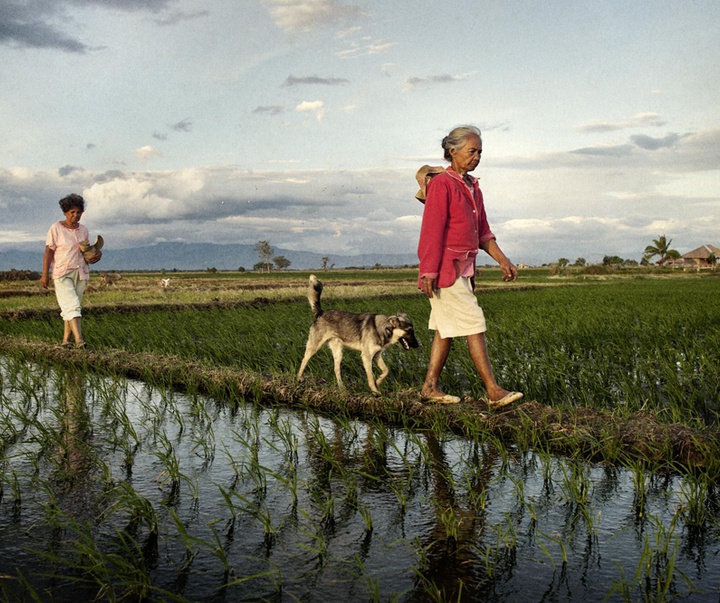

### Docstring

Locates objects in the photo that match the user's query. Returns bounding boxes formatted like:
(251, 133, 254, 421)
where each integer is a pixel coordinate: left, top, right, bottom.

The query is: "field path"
(1, 336, 717, 469)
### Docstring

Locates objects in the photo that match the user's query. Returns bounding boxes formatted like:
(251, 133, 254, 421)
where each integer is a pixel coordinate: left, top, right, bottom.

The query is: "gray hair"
(441, 125, 482, 161)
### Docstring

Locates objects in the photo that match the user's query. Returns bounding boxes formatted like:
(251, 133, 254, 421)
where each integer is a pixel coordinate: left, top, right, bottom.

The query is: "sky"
(1, 0, 719, 267)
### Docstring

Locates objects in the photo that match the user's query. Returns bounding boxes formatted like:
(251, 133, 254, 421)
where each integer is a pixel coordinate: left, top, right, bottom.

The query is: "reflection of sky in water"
(0, 359, 718, 601)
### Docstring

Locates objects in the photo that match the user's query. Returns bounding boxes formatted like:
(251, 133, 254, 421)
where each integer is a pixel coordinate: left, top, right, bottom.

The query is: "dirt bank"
(1, 337, 717, 471)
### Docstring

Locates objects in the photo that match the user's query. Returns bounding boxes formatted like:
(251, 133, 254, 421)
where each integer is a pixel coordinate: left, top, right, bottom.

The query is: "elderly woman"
(417, 125, 523, 408)
(41, 194, 102, 348)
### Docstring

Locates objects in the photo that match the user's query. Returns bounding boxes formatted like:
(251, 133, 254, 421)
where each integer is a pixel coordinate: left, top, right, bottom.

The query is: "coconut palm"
(644, 235, 677, 266)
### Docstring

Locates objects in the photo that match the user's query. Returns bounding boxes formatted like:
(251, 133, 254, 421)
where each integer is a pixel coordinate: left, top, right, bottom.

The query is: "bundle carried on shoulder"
(414, 165, 446, 203)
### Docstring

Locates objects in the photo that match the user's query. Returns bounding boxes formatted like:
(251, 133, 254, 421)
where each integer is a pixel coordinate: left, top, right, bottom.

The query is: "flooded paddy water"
(1, 357, 719, 602)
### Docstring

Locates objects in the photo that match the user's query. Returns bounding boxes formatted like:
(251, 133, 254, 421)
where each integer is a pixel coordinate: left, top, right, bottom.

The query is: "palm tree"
(644, 235, 677, 266)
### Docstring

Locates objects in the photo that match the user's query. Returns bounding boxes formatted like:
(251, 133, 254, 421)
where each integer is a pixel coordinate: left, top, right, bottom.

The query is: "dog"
(297, 274, 419, 393)
(100, 272, 122, 286)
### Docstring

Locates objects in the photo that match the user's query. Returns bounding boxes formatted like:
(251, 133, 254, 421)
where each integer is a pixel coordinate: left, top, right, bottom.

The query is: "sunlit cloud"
(264, 0, 364, 33)
(576, 112, 667, 132)
(134, 145, 162, 162)
(295, 100, 325, 121)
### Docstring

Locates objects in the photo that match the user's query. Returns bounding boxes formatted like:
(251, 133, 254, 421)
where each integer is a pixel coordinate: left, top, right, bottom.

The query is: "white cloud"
(576, 112, 667, 132)
(295, 100, 326, 121)
(134, 145, 162, 162)
(264, 0, 364, 33)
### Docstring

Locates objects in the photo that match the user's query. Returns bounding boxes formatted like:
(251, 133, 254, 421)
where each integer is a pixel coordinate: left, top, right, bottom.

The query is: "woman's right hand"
(421, 276, 436, 298)
(40, 274, 49, 289)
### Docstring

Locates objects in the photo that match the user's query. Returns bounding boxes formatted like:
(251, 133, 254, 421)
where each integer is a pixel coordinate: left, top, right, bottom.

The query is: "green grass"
(2, 276, 719, 426)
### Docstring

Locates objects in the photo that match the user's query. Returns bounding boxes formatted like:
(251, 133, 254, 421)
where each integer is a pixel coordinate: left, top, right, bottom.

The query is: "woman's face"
(450, 134, 483, 174)
(64, 207, 83, 227)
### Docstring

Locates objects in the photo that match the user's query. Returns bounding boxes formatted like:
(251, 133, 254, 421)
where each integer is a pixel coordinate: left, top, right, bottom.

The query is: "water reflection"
(409, 433, 498, 601)
(57, 370, 93, 482)
(2, 361, 720, 602)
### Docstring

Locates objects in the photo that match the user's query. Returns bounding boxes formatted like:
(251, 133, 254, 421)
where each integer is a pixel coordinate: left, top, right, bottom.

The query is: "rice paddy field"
(1, 268, 719, 601)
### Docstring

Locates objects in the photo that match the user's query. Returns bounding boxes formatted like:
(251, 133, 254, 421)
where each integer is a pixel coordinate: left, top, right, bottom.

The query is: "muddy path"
(2, 337, 716, 471)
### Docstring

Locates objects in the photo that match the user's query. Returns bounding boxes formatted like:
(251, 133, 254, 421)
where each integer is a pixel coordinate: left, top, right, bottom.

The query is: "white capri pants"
(54, 269, 87, 321)
(428, 276, 487, 338)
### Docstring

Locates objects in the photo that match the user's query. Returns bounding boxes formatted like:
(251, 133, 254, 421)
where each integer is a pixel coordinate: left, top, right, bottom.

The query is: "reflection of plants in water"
(608, 513, 688, 602)
(1, 359, 719, 601)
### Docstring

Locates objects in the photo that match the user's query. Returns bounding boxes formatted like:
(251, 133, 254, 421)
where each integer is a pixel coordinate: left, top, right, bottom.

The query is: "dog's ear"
(385, 316, 400, 338)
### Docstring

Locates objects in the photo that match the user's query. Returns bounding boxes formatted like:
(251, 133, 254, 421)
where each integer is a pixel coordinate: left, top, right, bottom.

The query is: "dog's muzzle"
(400, 333, 419, 350)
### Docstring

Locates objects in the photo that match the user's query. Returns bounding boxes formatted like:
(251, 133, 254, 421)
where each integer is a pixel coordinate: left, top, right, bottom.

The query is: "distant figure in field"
(416, 125, 522, 409)
(160, 278, 171, 289)
(101, 272, 122, 286)
(41, 194, 102, 349)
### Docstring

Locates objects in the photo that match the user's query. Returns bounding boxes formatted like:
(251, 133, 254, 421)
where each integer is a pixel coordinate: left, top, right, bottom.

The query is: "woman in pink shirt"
(41, 194, 102, 348)
(417, 126, 523, 409)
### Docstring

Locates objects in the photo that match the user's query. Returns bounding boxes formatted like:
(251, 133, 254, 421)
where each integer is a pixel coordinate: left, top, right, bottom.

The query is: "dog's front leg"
(374, 353, 390, 387)
(361, 352, 379, 394)
(328, 340, 346, 389)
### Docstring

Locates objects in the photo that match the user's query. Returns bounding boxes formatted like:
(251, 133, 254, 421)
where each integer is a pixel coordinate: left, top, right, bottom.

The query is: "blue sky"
(1, 0, 719, 266)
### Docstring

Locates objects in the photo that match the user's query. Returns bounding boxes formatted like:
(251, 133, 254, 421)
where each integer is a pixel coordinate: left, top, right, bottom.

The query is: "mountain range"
(0, 242, 418, 272)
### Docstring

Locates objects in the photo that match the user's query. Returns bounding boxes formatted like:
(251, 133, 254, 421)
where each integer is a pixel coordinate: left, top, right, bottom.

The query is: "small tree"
(603, 255, 624, 267)
(273, 255, 291, 271)
(254, 240, 274, 273)
(644, 234, 678, 267)
(574, 257, 586, 267)
(321, 256, 330, 271)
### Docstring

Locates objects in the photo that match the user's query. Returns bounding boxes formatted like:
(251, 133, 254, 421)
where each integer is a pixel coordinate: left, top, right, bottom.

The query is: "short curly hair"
(58, 194, 85, 213)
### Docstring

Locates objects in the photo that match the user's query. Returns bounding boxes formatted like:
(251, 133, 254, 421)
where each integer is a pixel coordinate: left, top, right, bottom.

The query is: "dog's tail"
(307, 274, 323, 319)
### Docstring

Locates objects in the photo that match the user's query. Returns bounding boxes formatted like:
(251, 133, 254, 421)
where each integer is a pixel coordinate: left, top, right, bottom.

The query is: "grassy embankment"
(1, 268, 719, 469)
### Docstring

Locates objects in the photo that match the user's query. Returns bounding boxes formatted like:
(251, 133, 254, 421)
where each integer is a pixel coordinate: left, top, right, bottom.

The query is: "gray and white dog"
(297, 274, 419, 393)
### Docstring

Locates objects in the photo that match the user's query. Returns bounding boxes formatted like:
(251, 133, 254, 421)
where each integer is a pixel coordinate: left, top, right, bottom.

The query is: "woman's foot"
(76, 341, 87, 349)
(487, 389, 523, 410)
(421, 388, 461, 404)
(61, 341, 74, 349)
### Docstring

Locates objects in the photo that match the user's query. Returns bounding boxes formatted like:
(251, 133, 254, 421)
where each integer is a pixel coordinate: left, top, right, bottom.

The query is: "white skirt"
(428, 276, 486, 338)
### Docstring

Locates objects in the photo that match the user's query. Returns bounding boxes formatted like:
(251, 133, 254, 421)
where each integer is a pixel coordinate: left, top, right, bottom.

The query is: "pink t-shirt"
(45, 222, 90, 280)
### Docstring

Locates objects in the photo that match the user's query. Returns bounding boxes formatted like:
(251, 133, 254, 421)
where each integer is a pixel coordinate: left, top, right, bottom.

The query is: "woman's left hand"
(500, 260, 518, 282)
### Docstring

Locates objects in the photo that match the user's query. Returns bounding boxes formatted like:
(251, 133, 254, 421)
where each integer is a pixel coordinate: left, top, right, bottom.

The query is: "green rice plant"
(629, 459, 649, 521)
(152, 430, 183, 494)
(608, 513, 694, 603)
(227, 490, 278, 549)
(678, 476, 710, 529)
(297, 507, 329, 559)
(558, 459, 591, 506)
(358, 501, 373, 534)
(536, 529, 568, 567)
(348, 553, 382, 602)
(436, 504, 461, 544)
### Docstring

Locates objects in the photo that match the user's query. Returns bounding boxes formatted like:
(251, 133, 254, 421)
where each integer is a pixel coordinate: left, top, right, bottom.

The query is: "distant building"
(681, 244, 720, 270)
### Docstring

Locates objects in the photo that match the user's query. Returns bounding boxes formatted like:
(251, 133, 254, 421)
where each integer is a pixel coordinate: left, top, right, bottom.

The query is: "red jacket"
(417, 168, 495, 289)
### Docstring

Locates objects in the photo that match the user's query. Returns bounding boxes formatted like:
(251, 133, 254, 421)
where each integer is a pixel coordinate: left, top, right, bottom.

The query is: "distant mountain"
(0, 242, 418, 272)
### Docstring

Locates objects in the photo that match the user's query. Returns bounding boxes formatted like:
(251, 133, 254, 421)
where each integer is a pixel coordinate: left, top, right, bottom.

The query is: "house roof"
(683, 245, 712, 259)
(708, 244, 720, 255)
